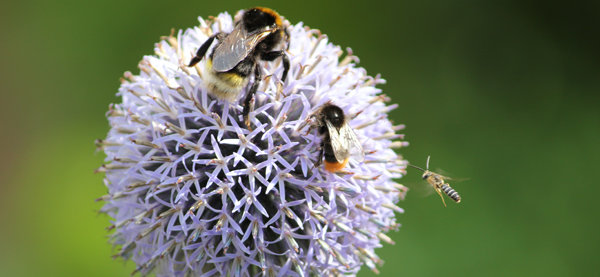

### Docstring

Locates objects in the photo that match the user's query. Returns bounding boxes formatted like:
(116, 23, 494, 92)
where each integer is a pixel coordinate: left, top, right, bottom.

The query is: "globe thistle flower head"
(97, 9, 408, 276)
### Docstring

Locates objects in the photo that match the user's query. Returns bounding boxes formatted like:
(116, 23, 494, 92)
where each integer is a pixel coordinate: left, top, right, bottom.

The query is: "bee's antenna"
(426, 155, 431, 170)
(407, 163, 426, 172)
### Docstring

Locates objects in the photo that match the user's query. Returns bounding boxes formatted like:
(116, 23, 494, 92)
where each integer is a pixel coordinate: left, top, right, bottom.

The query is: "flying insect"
(298, 103, 364, 172)
(188, 7, 290, 128)
(408, 156, 461, 206)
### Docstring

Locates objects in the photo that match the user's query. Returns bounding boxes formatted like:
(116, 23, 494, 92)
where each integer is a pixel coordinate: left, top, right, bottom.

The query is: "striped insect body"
(408, 156, 461, 207)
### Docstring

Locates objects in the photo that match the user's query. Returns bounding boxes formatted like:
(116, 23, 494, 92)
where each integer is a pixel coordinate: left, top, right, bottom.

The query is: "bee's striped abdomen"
(441, 184, 461, 203)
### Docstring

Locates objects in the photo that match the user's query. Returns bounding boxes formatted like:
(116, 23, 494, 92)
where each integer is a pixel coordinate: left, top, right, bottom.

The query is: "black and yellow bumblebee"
(188, 7, 290, 128)
(298, 103, 364, 172)
(409, 156, 462, 206)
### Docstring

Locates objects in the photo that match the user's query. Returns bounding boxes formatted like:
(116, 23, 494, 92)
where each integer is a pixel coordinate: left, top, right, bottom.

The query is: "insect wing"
(211, 26, 247, 72)
(326, 121, 364, 163)
(340, 123, 365, 162)
(325, 120, 349, 163)
(212, 26, 275, 72)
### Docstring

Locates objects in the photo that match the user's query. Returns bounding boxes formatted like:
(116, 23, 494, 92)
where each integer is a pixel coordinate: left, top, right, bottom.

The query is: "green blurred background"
(1, 0, 598, 276)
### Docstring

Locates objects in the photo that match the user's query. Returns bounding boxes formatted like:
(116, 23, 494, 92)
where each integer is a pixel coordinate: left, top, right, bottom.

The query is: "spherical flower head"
(97, 9, 408, 276)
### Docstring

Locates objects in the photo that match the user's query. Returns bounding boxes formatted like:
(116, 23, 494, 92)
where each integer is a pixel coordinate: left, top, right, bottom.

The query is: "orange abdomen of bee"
(324, 158, 349, 172)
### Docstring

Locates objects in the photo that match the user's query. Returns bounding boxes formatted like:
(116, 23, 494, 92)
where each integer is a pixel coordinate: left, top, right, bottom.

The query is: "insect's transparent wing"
(430, 168, 469, 182)
(211, 26, 248, 72)
(339, 123, 364, 162)
(325, 121, 350, 163)
(212, 26, 275, 72)
(407, 181, 447, 206)
(326, 121, 364, 163)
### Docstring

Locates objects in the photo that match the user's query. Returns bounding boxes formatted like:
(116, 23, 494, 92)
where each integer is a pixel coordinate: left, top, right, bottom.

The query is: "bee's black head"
(321, 104, 345, 128)
(422, 172, 430, 180)
(243, 7, 279, 33)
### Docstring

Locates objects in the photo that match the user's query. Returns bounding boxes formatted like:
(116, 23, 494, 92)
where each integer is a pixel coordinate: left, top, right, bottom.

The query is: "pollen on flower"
(98, 9, 408, 276)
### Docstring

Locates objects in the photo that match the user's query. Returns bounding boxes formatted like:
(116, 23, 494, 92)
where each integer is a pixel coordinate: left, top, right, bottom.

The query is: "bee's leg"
(296, 116, 314, 134)
(281, 53, 290, 82)
(261, 50, 290, 82)
(304, 123, 315, 136)
(311, 142, 324, 171)
(188, 32, 224, 67)
(434, 187, 447, 207)
(297, 107, 320, 133)
(243, 66, 263, 129)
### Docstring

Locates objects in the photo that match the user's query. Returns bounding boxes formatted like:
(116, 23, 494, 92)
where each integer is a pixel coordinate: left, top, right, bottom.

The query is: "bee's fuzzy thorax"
(251, 7, 283, 27)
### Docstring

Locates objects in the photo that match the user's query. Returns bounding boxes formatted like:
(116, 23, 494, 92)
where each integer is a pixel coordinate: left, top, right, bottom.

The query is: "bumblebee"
(409, 156, 461, 206)
(298, 103, 364, 172)
(188, 7, 290, 128)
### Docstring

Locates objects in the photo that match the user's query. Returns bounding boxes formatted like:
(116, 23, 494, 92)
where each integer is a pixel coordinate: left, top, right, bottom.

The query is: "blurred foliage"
(1, 0, 598, 276)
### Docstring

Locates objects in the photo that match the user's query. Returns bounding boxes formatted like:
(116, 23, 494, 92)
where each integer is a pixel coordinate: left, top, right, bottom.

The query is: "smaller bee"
(188, 7, 290, 129)
(408, 156, 461, 207)
(298, 103, 364, 172)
